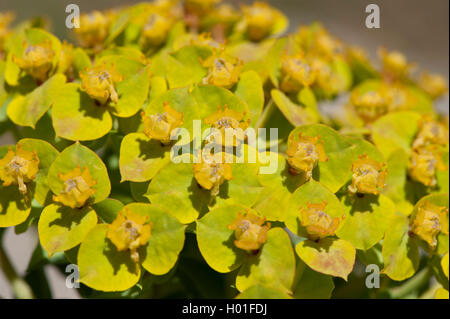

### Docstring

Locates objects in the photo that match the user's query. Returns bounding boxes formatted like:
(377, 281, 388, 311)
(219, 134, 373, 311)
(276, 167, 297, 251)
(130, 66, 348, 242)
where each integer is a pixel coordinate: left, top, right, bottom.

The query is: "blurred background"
(0, 0, 449, 298)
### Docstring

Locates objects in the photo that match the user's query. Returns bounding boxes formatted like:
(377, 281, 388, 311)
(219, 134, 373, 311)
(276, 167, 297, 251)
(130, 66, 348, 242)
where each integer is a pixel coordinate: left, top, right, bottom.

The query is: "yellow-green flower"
(299, 201, 343, 241)
(408, 145, 446, 187)
(12, 40, 55, 82)
(201, 50, 243, 88)
(204, 105, 249, 147)
(412, 117, 449, 150)
(227, 211, 270, 252)
(418, 72, 448, 99)
(106, 208, 152, 263)
(74, 11, 111, 49)
(348, 154, 387, 195)
(193, 152, 232, 196)
(280, 52, 316, 92)
(185, 0, 221, 16)
(351, 87, 389, 123)
(411, 201, 448, 250)
(80, 62, 124, 105)
(286, 133, 328, 179)
(140, 13, 174, 47)
(242, 2, 276, 41)
(0, 145, 39, 194)
(378, 47, 413, 80)
(0, 12, 14, 53)
(141, 103, 184, 144)
(53, 166, 97, 209)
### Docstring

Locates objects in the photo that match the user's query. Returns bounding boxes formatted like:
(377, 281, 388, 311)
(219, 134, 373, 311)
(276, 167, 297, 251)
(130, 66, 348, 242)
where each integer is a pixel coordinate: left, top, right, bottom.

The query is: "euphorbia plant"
(0, 0, 448, 300)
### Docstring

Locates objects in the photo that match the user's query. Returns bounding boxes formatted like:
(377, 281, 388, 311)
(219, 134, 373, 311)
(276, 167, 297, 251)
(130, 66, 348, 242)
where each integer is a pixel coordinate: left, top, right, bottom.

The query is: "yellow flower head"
(141, 103, 184, 144)
(299, 201, 343, 241)
(53, 166, 97, 209)
(351, 88, 389, 123)
(80, 62, 124, 105)
(408, 145, 446, 187)
(242, 2, 276, 41)
(411, 201, 449, 250)
(348, 154, 387, 195)
(185, 0, 221, 16)
(12, 40, 55, 82)
(106, 208, 152, 263)
(193, 152, 232, 197)
(280, 53, 316, 92)
(201, 50, 243, 88)
(0, 145, 39, 194)
(140, 13, 174, 47)
(412, 117, 449, 150)
(0, 12, 14, 52)
(418, 72, 448, 99)
(190, 33, 222, 49)
(286, 133, 328, 179)
(75, 11, 110, 48)
(204, 105, 249, 147)
(310, 57, 348, 96)
(227, 211, 270, 252)
(378, 47, 413, 80)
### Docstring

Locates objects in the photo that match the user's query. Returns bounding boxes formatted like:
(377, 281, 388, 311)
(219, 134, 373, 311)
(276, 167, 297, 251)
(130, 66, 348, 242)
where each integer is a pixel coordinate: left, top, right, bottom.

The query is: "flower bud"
(53, 166, 97, 209)
(348, 154, 386, 195)
(408, 145, 446, 187)
(140, 13, 174, 47)
(80, 63, 123, 105)
(0, 145, 39, 194)
(12, 40, 55, 82)
(280, 53, 316, 92)
(201, 50, 243, 88)
(418, 72, 448, 99)
(106, 208, 152, 263)
(411, 201, 448, 250)
(141, 103, 184, 144)
(227, 211, 270, 252)
(74, 11, 110, 48)
(412, 117, 449, 150)
(299, 201, 343, 241)
(242, 2, 276, 41)
(286, 133, 328, 179)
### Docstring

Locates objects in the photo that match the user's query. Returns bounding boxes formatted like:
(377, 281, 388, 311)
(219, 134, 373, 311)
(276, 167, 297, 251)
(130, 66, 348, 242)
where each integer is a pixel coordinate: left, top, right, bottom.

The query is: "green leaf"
(336, 194, 396, 250)
(0, 185, 32, 227)
(145, 161, 209, 224)
(271, 89, 320, 127)
(289, 124, 355, 192)
(52, 83, 113, 141)
(78, 224, 141, 292)
(292, 260, 335, 299)
(285, 180, 345, 237)
(196, 204, 249, 273)
(236, 285, 292, 299)
(119, 133, 171, 182)
(125, 203, 185, 275)
(234, 70, 264, 126)
(7, 74, 66, 128)
(38, 203, 97, 256)
(47, 142, 111, 205)
(371, 111, 422, 158)
(266, 37, 288, 87)
(236, 227, 296, 293)
(295, 237, 356, 280)
(92, 198, 124, 224)
(381, 211, 419, 281)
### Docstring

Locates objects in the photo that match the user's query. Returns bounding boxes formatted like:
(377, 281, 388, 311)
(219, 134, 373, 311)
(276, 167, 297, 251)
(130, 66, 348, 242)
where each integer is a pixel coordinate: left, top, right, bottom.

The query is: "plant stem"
(0, 246, 34, 299)
(389, 267, 431, 299)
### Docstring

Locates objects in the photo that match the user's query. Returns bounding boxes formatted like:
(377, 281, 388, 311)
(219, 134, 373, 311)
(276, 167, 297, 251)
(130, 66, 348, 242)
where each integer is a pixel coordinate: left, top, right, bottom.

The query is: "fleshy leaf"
(336, 194, 396, 250)
(295, 237, 356, 280)
(92, 198, 124, 224)
(119, 133, 171, 182)
(52, 83, 113, 141)
(285, 180, 345, 237)
(271, 89, 320, 127)
(292, 260, 335, 299)
(125, 203, 185, 275)
(381, 211, 419, 281)
(38, 203, 97, 256)
(234, 70, 264, 126)
(236, 227, 296, 293)
(78, 224, 141, 292)
(7, 74, 66, 128)
(196, 204, 250, 273)
(47, 142, 111, 205)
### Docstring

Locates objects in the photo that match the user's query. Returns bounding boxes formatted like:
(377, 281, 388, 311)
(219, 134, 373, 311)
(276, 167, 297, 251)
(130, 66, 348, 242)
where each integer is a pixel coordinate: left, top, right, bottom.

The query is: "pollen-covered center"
(227, 212, 270, 252)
